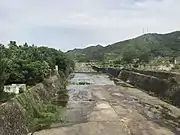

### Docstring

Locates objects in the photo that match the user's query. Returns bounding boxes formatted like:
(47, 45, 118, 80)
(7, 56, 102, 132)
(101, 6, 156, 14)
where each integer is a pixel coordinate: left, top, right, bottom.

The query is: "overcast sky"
(0, 0, 179, 51)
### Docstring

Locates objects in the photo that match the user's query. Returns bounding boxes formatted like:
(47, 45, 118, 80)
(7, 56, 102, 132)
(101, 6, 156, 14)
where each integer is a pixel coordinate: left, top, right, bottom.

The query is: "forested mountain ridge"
(67, 45, 104, 61)
(67, 31, 180, 62)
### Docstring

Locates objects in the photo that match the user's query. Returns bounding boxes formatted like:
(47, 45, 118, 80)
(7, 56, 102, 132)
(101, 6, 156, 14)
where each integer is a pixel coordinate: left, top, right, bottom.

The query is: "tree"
(138, 53, 151, 63)
(0, 47, 8, 92)
(122, 48, 139, 63)
(0, 43, 74, 86)
(23, 61, 50, 85)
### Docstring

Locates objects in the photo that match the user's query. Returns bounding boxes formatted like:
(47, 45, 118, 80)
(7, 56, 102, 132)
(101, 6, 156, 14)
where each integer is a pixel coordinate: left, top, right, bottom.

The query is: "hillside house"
(174, 57, 180, 65)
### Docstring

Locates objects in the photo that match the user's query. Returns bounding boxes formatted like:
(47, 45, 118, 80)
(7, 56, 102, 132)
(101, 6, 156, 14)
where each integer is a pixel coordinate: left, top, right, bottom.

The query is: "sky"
(0, 0, 179, 51)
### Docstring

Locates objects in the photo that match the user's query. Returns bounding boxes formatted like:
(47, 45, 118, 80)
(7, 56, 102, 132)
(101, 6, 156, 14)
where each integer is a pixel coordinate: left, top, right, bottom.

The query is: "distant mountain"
(66, 45, 104, 61)
(67, 31, 180, 62)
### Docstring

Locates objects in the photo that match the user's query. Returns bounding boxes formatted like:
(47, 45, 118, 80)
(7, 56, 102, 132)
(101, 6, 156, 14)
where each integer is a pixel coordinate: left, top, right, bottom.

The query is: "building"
(174, 56, 180, 65)
(4, 84, 26, 94)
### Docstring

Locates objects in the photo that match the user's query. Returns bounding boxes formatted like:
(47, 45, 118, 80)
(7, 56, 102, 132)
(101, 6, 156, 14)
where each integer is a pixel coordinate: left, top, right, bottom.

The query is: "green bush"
(172, 65, 180, 70)
(0, 92, 16, 102)
(78, 82, 91, 85)
(19, 87, 24, 94)
(30, 104, 60, 132)
(15, 89, 64, 133)
(0, 42, 74, 87)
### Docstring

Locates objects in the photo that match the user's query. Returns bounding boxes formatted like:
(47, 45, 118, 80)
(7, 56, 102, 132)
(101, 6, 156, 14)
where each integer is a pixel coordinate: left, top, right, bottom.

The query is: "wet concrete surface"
(51, 73, 114, 127)
(34, 73, 180, 135)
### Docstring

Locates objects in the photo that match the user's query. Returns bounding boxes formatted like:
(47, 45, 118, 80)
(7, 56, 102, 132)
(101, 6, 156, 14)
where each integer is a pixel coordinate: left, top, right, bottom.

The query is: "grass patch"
(14, 88, 67, 133)
(71, 82, 91, 85)
(30, 104, 62, 132)
(0, 91, 16, 103)
(78, 82, 91, 85)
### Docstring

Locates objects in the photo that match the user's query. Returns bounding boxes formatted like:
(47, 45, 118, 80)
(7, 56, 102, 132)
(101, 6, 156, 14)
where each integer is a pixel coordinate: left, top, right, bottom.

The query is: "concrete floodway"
(34, 73, 180, 135)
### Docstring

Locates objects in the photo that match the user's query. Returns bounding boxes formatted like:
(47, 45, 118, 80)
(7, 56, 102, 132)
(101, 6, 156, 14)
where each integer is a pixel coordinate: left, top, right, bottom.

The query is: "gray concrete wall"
(119, 70, 180, 107)
(92, 66, 120, 77)
(119, 70, 170, 96)
(131, 69, 180, 84)
(106, 68, 121, 77)
(92, 66, 180, 107)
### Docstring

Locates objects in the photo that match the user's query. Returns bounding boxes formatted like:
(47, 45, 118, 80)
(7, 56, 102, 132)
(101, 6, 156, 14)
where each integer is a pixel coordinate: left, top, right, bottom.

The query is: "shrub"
(0, 92, 16, 102)
(1, 43, 74, 87)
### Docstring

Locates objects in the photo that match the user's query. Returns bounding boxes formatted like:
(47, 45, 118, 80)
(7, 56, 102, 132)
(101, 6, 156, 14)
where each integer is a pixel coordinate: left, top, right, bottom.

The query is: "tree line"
(0, 41, 74, 93)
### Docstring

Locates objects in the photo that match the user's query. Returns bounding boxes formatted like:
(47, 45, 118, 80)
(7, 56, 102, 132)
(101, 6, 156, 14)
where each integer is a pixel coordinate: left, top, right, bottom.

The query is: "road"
(34, 73, 180, 135)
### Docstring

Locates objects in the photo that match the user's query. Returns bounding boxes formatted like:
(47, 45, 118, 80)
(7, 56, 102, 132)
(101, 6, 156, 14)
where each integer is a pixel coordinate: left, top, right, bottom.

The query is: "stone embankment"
(0, 74, 67, 135)
(92, 66, 180, 107)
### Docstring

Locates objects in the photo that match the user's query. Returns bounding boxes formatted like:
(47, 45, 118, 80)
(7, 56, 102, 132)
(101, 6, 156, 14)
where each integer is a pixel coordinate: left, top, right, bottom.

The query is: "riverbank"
(0, 73, 68, 135)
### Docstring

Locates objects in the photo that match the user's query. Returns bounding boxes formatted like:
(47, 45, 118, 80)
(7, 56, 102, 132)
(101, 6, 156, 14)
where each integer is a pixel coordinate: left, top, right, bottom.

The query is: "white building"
(4, 84, 26, 94)
(55, 65, 58, 71)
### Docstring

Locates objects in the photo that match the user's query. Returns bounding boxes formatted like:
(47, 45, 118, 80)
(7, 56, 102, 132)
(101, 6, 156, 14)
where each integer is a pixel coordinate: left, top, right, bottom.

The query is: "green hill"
(67, 31, 180, 62)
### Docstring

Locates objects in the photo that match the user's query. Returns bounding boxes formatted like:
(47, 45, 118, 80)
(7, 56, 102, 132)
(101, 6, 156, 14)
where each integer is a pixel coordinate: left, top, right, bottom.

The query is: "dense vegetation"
(67, 31, 180, 63)
(0, 41, 75, 133)
(0, 41, 74, 93)
(67, 45, 104, 62)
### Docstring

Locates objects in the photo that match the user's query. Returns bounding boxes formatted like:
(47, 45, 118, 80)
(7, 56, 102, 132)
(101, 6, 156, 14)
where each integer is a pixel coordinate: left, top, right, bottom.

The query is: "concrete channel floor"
(34, 73, 180, 135)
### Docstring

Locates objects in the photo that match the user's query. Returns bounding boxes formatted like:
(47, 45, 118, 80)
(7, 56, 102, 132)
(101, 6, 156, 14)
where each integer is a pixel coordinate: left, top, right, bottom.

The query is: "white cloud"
(0, 0, 179, 51)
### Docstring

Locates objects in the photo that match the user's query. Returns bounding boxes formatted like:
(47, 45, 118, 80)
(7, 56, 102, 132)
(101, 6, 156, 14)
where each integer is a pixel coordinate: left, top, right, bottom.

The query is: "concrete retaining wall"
(92, 66, 107, 73)
(0, 75, 65, 135)
(92, 66, 180, 107)
(92, 66, 120, 77)
(119, 70, 180, 107)
(106, 68, 121, 77)
(119, 70, 170, 96)
(132, 69, 180, 84)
